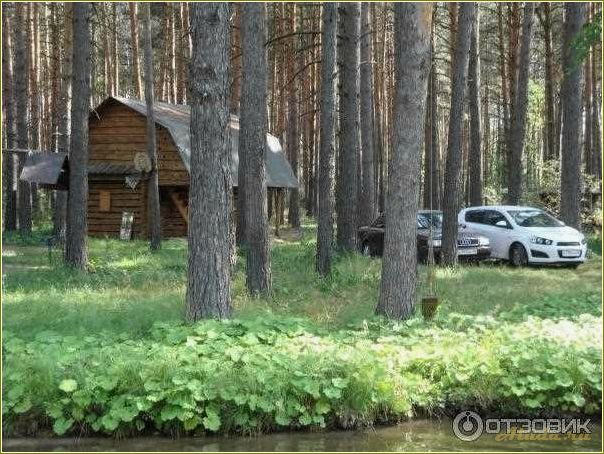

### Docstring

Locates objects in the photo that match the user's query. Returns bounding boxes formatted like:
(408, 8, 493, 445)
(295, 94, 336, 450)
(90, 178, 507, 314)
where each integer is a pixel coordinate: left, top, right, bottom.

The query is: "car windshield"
(417, 212, 443, 229)
(507, 209, 563, 227)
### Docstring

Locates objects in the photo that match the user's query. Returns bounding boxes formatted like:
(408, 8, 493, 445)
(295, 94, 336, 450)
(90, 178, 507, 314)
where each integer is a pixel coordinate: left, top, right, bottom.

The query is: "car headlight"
(530, 236, 553, 245)
(429, 239, 441, 247)
(478, 237, 490, 246)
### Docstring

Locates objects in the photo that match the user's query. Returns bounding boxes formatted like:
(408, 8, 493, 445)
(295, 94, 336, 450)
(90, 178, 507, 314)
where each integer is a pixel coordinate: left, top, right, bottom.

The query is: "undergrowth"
(2, 226, 602, 436)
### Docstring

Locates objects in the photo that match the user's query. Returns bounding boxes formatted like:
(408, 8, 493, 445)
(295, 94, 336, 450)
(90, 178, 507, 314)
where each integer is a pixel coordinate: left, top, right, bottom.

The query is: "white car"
(458, 205, 588, 268)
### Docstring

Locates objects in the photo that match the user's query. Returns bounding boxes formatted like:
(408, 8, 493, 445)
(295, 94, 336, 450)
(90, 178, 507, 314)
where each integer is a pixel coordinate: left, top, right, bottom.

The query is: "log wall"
(88, 100, 190, 238)
(88, 178, 147, 238)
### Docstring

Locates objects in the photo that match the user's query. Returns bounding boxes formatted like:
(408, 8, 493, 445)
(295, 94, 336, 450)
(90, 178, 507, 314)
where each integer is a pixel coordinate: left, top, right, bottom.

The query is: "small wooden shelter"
(21, 96, 298, 238)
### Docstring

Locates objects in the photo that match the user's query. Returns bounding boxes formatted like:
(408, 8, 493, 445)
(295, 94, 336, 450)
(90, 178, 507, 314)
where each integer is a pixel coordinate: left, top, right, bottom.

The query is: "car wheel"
(362, 242, 371, 257)
(509, 243, 529, 267)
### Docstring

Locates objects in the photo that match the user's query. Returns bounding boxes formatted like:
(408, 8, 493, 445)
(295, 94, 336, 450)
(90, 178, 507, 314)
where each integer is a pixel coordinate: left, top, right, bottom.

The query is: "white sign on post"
(120, 212, 134, 240)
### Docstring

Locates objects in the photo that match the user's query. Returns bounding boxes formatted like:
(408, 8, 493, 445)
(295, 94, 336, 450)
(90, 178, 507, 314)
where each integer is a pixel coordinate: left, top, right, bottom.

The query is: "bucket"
(421, 296, 439, 320)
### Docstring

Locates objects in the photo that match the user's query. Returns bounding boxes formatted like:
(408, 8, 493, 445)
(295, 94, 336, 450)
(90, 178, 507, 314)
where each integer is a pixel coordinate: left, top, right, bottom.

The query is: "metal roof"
(88, 163, 138, 175)
(20, 152, 68, 186)
(98, 96, 298, 189)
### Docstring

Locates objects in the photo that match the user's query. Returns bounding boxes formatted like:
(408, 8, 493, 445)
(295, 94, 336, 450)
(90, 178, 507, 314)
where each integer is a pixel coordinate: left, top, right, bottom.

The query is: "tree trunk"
(316, 2, 337, 277)
(235, 5, 247, 246)
(2, 6, 17, 231)
(143, 3, 162, 250)
(230, 4, 242, 114)
(423, 13, 440, 211)
(235, 6, 247, 247)
(560, 3, 586, 229)
(29, 3, 40, 215)
(336, 2, 360, 251)
(287, 5, 301, 229)
(129, 3, 142, 99)
(103, 4, 112, 96)
(112, 3, 119, 95)
(240, 3, 271, 294)
(359, 3, 376, 226)
(468, 6, 482, 206)
(15, 3, 32, 235)
(590, 15, 602, 180)
(507, 2, 535, 205)
(539, 3, 557, 161)
(497, 3, 510, 187)
(169, 4, 177, 102)
(441, 3, 475, 266)
(187, 3, 232, 321)
(584, 49, 593, 175)
(377, 3, 432, 320)
(64, 2, 91, 269)
(176, 3, 187, 104)
(54, 3, 73, 242)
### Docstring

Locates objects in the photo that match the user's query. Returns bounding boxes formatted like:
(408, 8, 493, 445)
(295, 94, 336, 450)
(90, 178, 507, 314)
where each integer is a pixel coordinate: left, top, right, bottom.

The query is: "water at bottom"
(3, 419, 601, 452)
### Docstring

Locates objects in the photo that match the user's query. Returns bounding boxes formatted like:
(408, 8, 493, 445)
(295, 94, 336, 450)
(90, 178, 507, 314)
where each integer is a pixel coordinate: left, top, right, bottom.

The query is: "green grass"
(2, 224, 602, 436)
(3, 225, 601, 338)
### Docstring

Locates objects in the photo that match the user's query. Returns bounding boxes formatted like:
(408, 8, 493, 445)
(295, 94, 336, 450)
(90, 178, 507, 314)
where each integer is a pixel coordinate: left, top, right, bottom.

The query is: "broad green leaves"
(2, 312, 601, 437)
(59, 379, 78, 393)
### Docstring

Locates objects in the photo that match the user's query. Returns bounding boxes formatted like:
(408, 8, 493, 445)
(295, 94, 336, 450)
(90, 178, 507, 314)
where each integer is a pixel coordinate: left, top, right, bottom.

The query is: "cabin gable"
(90, 99, 188, 186)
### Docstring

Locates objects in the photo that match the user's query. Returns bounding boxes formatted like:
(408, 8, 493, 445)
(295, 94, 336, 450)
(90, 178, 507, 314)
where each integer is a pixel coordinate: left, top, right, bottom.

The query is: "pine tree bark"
(29, 3, 40, 215)
(143, 3, 162, 250)
(507, 2, 535, 205)
(54, 3, 72, 242)
(497, 3, 510, 184)
(316, 2, 337, 277)
(176, 3, 187, 103)
(129, 3, 142, 99)
(168, 4, 176, 103)
(377, 3, 432, 320)
(287, 5, 301, 229)
(468, 7, 483, 206)
(240, 3, 271, 294)
(584, 50, 593, 175)
(235, 6, 246, 246)
(560, 3, 586, 229)
(230, 4, 242, 115)
(590, 18, 601, 180)
(103, 4, 112, 96)
(441, 3, 476, 266)
(64, 2, 91, 269)
(359, 3, 376, 226)
(15, 3, 32, 235)
(112, 3, 119, 95)
(2, 6, 17, 231)
(423, 12, 440, 211)
(538, 3, 557, 161)
(187, 3, 232, 321)
(336, 2, 360, 251)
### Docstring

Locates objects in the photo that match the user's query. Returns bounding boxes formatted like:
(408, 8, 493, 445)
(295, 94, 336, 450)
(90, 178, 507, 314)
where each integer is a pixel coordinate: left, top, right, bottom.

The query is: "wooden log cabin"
(21, 96, 298, 239)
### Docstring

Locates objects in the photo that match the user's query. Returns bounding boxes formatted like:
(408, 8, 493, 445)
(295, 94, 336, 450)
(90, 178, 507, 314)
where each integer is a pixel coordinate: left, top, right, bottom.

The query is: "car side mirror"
(495, 220, 508, 228)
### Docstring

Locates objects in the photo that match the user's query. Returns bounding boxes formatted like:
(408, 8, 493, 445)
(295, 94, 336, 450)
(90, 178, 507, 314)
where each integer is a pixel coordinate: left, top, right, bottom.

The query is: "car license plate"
(561, 249, 581, 258)
(458, 247, 478, 256)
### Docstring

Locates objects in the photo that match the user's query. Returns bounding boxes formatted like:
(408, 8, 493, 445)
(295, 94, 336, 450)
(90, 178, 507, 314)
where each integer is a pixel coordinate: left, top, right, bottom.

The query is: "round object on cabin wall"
(134, 152, 152, 173)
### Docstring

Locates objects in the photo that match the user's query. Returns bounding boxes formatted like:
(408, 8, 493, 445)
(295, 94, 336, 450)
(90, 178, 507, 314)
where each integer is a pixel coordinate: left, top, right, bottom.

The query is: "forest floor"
(2, 223, 602, 436)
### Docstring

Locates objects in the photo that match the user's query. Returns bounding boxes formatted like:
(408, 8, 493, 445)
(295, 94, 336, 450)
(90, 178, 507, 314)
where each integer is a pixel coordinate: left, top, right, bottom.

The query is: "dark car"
(358, 211, 491, 263)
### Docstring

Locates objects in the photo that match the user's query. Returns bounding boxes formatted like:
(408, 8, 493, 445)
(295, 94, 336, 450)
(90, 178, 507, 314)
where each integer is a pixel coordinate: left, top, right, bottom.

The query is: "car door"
(463, 209, 511, 259)
(462, 209, 487, 236)
(479, 210, 514, 259)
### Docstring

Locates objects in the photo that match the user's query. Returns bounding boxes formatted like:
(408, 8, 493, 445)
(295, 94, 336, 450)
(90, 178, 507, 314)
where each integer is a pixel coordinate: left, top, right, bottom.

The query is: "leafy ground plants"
(2, 226, 602, 436)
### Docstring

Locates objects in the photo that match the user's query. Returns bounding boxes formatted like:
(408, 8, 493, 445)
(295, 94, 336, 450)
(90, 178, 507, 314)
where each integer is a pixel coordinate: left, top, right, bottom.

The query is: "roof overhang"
(19, 152, 69, 190)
